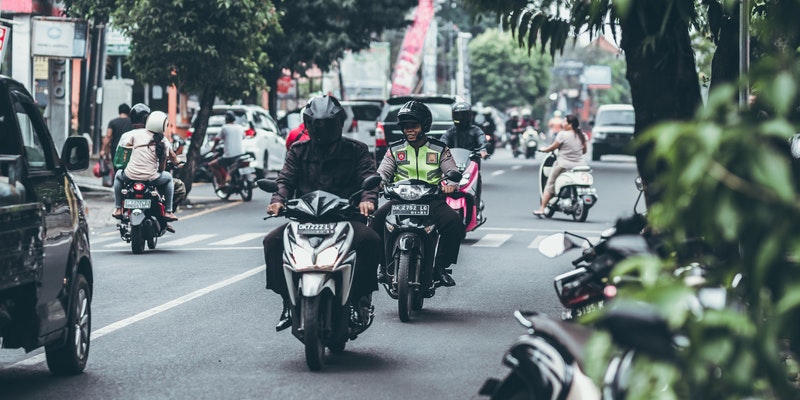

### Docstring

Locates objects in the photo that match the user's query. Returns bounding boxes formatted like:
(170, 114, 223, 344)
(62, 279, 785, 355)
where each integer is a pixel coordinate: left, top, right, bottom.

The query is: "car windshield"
(349, 105, 382, 121)
(596, 110, 635, 126)
(208, 110, 247, 127)
(385, 103, 453, 122)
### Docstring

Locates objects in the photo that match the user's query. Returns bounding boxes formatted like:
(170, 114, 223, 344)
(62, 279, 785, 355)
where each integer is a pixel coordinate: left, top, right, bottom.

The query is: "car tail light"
(133, 183, 146, 192)
(348, 119, 358, 133)
(245, 127, 256, 137)
(375, 121, 386, 147)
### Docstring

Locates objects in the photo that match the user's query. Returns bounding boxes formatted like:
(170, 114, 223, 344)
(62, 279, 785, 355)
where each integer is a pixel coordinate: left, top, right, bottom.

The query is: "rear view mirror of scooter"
(538, 232, 592, 258)
(257, 179, 279, 193)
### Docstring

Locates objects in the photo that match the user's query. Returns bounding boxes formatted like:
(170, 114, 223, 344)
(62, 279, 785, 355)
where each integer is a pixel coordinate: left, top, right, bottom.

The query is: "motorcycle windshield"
(286, 190, 350, 220)
(449, 148, 472, 170)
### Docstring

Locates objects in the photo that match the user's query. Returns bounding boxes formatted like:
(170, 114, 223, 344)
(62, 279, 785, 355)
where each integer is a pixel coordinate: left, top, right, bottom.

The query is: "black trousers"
(263, 220, 380, 302)
(370, 198, 465, 269)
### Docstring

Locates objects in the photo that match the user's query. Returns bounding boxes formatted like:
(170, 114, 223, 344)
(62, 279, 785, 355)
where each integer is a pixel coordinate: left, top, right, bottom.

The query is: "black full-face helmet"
(397, 100, 433, 134)
(452, 101, 472, 127)
(129, 103, 151, 126)
(225, 110, 236, 123)
(302, 95, 346, 146)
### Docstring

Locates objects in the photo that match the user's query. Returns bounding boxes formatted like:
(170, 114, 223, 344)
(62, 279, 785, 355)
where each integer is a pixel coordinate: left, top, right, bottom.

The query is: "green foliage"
(110, 0, 278, 101)
(468, 29, 551, 111)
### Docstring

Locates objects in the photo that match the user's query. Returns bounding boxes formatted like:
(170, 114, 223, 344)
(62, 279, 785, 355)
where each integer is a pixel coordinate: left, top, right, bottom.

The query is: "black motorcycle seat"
(524, 311, 593, 367)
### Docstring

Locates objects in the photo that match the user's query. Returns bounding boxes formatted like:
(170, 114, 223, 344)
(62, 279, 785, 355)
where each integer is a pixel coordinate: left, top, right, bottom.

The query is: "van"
(590, 104, 635, 161)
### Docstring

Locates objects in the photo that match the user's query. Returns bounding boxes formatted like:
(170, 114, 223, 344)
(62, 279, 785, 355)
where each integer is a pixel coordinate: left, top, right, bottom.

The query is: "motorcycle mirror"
(791, 133, 800, 158)
(444, 170, 462, 182)
(362, 175, 382, 190)
(538, 233, 572, 258)
(257, 179, 279, 193)
(634, 176, 644, 191)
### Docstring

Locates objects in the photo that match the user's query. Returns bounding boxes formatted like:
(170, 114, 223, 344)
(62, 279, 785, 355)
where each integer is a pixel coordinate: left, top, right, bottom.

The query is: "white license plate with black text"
(124, 199, 152, 209)
(297, 223, 336, 235)
(391, 204, 430, 216)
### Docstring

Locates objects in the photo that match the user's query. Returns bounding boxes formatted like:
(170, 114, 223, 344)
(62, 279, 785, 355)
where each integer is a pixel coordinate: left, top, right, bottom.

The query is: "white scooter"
(538, 151, 598, 222)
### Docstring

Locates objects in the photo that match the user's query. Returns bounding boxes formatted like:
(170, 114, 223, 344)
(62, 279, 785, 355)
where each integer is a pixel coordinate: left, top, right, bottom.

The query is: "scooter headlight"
(459, 172, 471, 186)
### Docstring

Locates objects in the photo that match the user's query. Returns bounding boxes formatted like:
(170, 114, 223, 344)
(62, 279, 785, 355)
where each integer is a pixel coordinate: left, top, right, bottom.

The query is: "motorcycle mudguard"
(396, 233, 419, 251)
(299, 273, 336, 299)
(130, 209, 145, 226)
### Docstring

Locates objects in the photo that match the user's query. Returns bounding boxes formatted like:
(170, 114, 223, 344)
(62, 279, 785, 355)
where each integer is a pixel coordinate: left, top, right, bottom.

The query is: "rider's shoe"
(350, 294, 374, 330)
(434, 266, 456, 287)
(275, 303, 292, 332)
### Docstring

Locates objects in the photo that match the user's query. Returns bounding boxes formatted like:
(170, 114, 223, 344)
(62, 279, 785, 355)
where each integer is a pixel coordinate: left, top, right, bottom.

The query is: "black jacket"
(271, 137, 378, 206)
(440, 124, 487, 152)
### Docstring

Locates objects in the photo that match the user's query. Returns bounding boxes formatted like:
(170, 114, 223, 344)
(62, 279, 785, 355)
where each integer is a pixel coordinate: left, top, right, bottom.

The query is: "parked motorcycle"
(446, 148, 486, 233)
(257, 175, 382, 371)
(538, 150, 598, 222)
(117, 179, 175, 254)
(380, 171, 462, 322)
(193, 146, 222, 183)
(211, 153, 256, 201)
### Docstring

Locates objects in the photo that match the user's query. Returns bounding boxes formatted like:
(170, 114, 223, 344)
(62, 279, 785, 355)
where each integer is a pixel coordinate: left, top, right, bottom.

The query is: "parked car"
(590, 104, 635, 161)
(374, 95, 458, 161)
(340, 99, 384, 156)
(0, 75, 93, 375)
(277, 106, 303, 138)
(191, 105, 287, 177)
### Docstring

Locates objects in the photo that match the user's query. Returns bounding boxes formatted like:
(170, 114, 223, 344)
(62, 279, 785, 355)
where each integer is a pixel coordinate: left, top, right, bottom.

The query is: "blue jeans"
(114, 170, 175, 212)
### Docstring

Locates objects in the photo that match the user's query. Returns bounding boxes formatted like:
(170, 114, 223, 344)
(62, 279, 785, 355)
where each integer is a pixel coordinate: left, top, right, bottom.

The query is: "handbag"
(100, 156, 114, 187)
(113, 146, 132, 169)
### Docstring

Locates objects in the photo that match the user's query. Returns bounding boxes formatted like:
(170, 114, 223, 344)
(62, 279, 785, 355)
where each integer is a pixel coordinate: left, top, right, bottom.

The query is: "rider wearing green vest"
(373, 100, 465, 287)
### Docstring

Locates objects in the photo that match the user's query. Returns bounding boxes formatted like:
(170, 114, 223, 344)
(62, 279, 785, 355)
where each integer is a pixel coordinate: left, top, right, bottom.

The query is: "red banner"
(390, 0, 434, 96)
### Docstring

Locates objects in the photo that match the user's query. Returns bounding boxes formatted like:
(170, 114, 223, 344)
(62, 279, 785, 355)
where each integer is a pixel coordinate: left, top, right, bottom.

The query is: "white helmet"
(146, 111, 168, 134)
(521, 108, 532, 117)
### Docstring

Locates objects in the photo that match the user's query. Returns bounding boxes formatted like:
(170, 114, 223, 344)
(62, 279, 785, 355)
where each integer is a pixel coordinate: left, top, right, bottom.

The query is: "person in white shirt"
(208, 110, 245, 187)
(112, 110, 180, 221)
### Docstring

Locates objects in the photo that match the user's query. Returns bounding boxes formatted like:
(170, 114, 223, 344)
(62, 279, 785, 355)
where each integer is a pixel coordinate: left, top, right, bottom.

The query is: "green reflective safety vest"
(390, 140, 445, 184)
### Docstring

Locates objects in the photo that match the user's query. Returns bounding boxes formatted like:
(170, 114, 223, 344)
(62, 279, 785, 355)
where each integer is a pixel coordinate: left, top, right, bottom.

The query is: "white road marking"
(209, 233, 264, 246)
(160, 234, 217, 246)
(491, 170, 505, 176)
(9, 265, 266, 368)
(472, 233, 512, 247)
(528, 235, 546, 249)
(511, 165, 522, 170)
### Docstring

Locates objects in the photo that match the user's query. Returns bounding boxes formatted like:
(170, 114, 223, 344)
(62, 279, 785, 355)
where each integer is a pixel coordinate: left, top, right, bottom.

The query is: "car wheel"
(45, 272, 91, 376)
(592, 150, 602, 161)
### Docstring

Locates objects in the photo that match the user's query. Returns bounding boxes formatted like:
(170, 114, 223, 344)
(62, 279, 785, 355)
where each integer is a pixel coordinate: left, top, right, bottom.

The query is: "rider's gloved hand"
(358, 201, 374, 217)
(267, 203, 284, 216)
(480, 149, 488, 159)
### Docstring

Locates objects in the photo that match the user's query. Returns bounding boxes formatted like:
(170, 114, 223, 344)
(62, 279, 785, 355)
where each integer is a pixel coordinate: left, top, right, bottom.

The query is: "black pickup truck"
(0, 75, 93, 375)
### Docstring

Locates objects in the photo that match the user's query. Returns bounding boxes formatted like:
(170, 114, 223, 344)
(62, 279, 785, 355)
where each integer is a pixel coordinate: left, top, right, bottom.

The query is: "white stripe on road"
(491, 170, 505, 176)
(161, 234, 217, 246)
(209, 233, 264, 246)
(528, 235, 547, 249)
(92, 246, 263, 253)
(10, 265, 266, 368)
(511, 165, 522, 170)
(90, 236, 118, 245)
(472, 233, 512, 247)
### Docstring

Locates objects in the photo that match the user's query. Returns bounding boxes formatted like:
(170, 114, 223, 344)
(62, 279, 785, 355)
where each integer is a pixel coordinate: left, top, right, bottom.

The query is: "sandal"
(112, 208, 123, 219)
(163, 212, 179, 221)
(533, 210, 545, 218)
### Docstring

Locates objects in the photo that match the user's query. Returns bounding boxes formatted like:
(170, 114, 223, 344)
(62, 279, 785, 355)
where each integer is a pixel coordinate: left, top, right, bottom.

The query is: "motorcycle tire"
(211, 175, 231, 200)
(545, 205, 556, 218)
(302, 295, 326, 371)
(241, 179, 254, 202)
(147, 234, 157, 250)
(573, 200, 588, 223)
(130, 225, 145, 254)
(397, 250, 415, 322)
(328, 340, 346, 354)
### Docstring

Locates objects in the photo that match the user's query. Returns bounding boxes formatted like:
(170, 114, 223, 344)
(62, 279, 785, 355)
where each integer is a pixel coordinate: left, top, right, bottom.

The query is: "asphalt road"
(0, 147, 639, 400)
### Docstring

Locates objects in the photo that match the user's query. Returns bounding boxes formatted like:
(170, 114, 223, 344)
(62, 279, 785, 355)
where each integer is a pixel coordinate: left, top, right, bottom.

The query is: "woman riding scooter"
(534, 114, 588, 217)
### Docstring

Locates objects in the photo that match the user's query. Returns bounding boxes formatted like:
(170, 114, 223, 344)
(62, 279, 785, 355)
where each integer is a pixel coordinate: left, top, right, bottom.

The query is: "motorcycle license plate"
(238, 166, 254, 175)
(124, 199, 151, 209)
(391, 204, 429, 216)
(561, 301, 604, 320)
(297, 223, 336, 235)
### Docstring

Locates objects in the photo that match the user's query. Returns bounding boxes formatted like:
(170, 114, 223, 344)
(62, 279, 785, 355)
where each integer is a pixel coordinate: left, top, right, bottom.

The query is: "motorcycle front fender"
(130, 209, 145, 225)
(396, 232, 420, 251)
(299, 272, 336, 299)
(446, 196, 465, 211)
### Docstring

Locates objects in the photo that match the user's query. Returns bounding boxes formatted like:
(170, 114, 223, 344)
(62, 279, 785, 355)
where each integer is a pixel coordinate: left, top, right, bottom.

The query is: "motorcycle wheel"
(397, 251, 415, 322)
(573, 200, 588, 222)
(302, 296, 326, 371)
(240, 179, 254, 202)
(147, 233, 157, 249)
(211, 175, 231, 200)
(328, 340, 346, 354)
(130, 225, 145, 254)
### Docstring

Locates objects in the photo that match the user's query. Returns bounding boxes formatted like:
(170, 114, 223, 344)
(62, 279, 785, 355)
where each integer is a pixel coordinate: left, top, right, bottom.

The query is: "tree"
(261, 0, 417, 117)
(64, 0, 280, 195)
(469, 29, 551, 112)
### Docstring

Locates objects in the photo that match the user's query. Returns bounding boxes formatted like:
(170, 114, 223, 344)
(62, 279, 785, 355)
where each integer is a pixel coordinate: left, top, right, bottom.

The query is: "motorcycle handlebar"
(571, 250, 595, 267)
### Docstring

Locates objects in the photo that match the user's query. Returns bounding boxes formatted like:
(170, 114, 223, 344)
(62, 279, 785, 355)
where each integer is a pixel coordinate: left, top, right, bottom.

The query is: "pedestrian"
(100, 103, 133, 165)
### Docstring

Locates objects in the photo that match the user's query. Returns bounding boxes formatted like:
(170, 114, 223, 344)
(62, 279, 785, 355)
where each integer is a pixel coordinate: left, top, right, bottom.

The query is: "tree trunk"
(708, 4, 740, 94)
(620, 1, 703, 206)
(178, 86, 216, 195)
(266, 69, 281, 120)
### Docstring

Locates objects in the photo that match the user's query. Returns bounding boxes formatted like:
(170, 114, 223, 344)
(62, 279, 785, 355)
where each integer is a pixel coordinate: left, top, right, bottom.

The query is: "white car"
(196, 105, 286, 176)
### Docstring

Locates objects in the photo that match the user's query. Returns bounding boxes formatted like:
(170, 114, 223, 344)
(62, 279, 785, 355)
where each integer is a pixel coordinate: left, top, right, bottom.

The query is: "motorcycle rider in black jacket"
(440, 101, 489, 214)
(262, 95, 381, 331)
